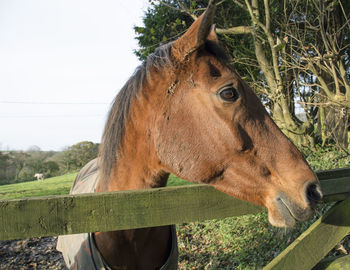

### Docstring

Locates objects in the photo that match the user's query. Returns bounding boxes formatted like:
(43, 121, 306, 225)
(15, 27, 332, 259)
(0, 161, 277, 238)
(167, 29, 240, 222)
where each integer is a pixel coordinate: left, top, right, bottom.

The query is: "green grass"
(0, 173, 189, 200)
(0, 173, 77, 200)
(167, 174, 193, 187)
(176, 205, 334, 269)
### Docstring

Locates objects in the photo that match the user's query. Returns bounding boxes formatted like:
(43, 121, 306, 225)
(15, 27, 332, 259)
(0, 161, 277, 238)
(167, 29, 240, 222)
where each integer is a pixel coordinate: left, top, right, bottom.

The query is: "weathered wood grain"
(320, 176, 350, 202)
(0, 168, 349, 241)
(316, 167, 350, 180)
(314, 255, 350, 270)
(0, 185, 263, 240)
(263, 196, 350, 270)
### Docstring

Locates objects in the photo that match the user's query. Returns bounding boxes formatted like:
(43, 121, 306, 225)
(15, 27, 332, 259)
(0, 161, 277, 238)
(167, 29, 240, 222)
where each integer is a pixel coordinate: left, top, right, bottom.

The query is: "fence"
(1, 168, 350, 269)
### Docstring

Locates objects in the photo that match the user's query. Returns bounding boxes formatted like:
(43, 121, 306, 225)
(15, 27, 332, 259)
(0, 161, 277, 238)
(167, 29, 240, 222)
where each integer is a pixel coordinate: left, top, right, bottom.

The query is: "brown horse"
(57, 1, 322, 269)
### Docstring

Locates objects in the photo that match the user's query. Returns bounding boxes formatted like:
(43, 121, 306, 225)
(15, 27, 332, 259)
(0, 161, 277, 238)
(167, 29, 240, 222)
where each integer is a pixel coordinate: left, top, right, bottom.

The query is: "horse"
(57, 1, 323, 269)
(34, 173, 44, 181)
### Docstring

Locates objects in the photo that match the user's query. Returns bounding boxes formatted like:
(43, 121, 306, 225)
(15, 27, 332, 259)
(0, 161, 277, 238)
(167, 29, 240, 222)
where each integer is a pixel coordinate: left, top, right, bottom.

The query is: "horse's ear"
(172, 0, 217, 61)
(207, 24, 219, 43)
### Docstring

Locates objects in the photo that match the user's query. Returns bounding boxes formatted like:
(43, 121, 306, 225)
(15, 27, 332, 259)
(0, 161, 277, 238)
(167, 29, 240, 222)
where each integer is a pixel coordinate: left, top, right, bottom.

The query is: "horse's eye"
(219, 86, 239, 102)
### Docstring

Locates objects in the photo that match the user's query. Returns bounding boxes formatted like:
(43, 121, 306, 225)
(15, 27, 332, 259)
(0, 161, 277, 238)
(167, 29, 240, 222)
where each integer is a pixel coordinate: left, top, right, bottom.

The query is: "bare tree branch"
(216, 26, 252, 35)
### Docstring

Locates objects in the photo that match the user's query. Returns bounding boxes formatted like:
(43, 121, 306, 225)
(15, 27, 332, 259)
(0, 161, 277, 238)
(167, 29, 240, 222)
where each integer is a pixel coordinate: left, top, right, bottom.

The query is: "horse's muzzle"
(275, 182, 323, 227)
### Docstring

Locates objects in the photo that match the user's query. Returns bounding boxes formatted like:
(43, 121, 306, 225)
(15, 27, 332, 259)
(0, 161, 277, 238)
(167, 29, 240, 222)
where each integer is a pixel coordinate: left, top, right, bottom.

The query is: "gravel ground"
(0, 234, 348, 269)
(0, 237, 67, 270)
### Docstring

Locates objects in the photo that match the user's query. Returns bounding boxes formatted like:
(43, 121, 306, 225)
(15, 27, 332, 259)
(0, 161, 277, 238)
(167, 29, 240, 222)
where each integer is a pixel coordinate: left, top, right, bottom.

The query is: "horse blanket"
(57, 158, 178, 270)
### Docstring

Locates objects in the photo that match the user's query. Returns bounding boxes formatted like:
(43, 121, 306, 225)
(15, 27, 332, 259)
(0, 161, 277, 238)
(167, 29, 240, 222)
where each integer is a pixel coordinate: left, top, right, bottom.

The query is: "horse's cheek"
(154, 124, 185, 175)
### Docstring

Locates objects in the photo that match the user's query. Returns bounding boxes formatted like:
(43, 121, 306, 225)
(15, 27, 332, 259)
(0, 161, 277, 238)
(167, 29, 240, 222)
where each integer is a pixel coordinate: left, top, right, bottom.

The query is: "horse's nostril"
(306, 183, 323, 207)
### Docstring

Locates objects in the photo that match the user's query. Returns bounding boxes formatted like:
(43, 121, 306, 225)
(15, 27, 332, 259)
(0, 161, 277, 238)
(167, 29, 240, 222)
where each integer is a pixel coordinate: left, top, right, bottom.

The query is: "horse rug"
(56, 159, 178, 270)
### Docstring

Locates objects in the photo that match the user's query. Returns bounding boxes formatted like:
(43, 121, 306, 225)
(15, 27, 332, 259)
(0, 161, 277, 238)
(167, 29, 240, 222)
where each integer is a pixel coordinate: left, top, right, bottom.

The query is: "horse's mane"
(98, 38, 229, 187)
(98, 42, 173, 187)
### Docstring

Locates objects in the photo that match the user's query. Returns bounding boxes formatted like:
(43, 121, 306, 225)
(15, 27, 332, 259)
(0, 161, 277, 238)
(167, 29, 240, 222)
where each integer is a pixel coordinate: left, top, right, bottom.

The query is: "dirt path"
(0, 237, 66, 270)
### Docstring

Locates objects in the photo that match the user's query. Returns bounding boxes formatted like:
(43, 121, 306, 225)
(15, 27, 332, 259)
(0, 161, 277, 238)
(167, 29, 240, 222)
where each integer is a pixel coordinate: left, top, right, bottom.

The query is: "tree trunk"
(246, 0, 312, 148)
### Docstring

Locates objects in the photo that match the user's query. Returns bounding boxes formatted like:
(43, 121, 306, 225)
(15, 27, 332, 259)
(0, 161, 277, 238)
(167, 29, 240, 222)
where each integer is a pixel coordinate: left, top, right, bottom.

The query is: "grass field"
(0, 173, 190, 200)
(0, 173, 77, 200)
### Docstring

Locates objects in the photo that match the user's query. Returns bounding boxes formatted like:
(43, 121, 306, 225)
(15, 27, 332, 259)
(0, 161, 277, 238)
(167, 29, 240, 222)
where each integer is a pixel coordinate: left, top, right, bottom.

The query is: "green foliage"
(133, 0, 264, 94)
(134, 1, 193, 60)
(0, 148, 63, 184)
(305, 146, 350, 171)
(9, 151, 30, 181)
(134, 0, 350, 149)
(0, 152, 10, 184)
(134, 0, 254, 76)
(0, 141, 99, 185)
(58, 141, 99, 173)
(42, 161, 60, 177)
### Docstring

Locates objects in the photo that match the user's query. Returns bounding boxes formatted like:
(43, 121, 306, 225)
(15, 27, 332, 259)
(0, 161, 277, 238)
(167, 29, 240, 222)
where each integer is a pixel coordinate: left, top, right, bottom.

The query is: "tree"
(0, 152, 10, 184)
(280, 0, 350, 147)
(0, 149, 60, 184)
(42, 161, 60, 177)
(8, 151, 30, 181)
(134, 1, 194, 60)
(69, 141, 99, 168)
(135, 1, 256, 78)
(134, 0, 350, 149)
(58, 141, 99, 172)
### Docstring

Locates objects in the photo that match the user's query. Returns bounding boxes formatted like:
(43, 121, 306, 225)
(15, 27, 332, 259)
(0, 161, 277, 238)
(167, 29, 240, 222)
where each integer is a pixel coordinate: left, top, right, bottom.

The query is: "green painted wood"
(313, 255, 350, 270)
(316, 167, 350, 180)
(320, 177, 350, 197)
(320, 176, 350, 203)
(0, 168, 349, 241)
(0, 184, 263, 240)
(263, 196, 350, 270)
(322, 192, 350, 203)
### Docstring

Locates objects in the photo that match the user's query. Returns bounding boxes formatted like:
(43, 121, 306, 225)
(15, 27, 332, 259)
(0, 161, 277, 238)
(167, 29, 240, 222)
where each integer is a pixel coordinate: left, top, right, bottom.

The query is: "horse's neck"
(98, 158, 169, 191)
(94, 156, 172, 269)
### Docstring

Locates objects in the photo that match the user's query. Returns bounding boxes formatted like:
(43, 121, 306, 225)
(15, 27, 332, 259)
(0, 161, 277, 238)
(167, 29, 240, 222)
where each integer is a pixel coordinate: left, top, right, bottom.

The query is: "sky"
(0, 0, 150, 151)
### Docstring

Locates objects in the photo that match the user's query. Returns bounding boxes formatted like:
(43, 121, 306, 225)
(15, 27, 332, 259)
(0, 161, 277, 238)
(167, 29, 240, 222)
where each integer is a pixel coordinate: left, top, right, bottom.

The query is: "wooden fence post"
(313, 254, 350, 270)
(264, 196, 350, 270)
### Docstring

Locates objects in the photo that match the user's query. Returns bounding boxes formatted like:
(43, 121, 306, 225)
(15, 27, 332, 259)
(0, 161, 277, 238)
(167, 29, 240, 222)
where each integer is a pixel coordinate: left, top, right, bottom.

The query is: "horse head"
(153, 1, 322, 227)
(99, 0, 322, 228)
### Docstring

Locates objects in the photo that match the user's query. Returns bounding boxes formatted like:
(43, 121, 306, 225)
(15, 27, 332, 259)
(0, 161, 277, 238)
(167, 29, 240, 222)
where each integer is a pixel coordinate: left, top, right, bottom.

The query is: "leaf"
(135, 27, 145, 33)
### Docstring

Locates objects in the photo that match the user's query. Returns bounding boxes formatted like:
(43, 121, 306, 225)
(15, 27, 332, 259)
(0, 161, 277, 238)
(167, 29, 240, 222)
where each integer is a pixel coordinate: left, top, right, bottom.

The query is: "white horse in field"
(34, 173, 44, 181)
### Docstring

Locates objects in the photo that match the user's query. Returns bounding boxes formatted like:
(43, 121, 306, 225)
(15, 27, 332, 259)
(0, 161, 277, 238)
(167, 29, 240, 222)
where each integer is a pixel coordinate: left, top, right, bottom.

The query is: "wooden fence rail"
(1, 167, 350, 269)
(0, 184, 264, 241)
(1, 168, 349, 241)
